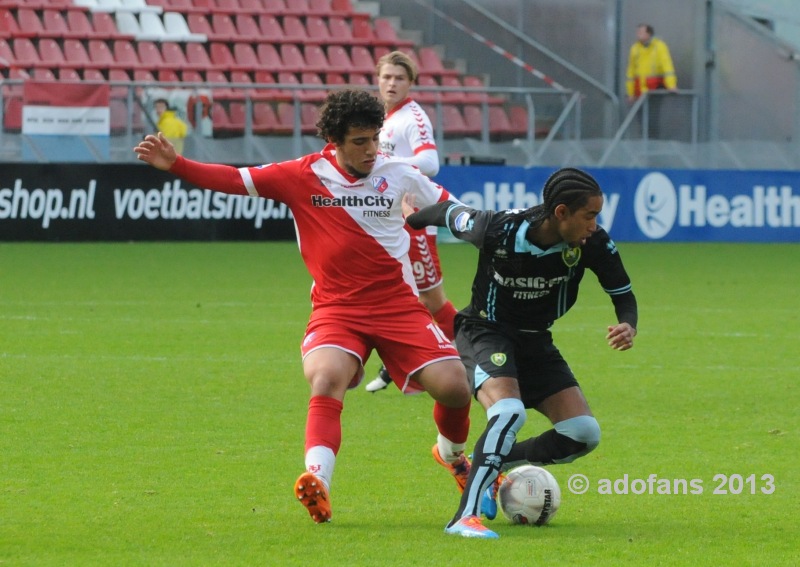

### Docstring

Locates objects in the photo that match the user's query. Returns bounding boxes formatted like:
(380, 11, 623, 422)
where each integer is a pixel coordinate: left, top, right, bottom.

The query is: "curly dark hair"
(524, 167, 603, 227)
(316, 89, 385, 144)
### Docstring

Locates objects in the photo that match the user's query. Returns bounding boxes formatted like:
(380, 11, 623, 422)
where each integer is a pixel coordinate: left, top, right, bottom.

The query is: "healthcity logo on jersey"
(634, 172, 800, 239)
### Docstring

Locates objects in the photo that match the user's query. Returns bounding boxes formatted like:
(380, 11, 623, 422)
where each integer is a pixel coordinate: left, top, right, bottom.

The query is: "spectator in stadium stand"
(134, 89, 473, 526)
(363, 50, 461, 394)
(154, 98, 188, 154)
(625, 23, 678, 138)
(406, 168, 638, 538)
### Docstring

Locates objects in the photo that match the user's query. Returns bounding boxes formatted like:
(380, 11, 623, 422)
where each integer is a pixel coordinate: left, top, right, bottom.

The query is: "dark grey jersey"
(410, 203, 637, 332)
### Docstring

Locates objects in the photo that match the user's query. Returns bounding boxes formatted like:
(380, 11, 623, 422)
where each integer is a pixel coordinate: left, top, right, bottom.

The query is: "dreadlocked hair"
(524, 167, 603, 227)
(316, 89, 385, 144)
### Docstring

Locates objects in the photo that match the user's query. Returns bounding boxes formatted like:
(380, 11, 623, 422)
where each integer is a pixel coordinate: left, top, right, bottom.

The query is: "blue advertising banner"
(435, 166, 800, 242)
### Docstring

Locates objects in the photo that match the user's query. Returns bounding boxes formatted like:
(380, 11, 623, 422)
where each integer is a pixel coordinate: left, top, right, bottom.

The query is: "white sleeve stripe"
(239, 167, 258, 197)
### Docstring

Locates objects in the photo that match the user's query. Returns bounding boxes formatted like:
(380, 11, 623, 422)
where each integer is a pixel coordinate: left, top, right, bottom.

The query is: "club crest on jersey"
(371, 176, 389, 193)
(490, 353, 507, 367)
(562, 247, 581, 267)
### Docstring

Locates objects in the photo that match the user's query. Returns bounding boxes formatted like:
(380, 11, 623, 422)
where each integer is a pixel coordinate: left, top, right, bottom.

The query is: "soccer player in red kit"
(134, 89, 472, 525)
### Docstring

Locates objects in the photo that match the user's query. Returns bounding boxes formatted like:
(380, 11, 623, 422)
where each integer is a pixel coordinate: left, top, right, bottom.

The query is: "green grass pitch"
(1, 241, 798, 566)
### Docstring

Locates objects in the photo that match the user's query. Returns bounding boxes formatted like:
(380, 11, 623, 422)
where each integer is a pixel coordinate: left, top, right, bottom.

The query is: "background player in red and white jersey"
(134, 90, 472, 526)
(364, 50, 461, 393)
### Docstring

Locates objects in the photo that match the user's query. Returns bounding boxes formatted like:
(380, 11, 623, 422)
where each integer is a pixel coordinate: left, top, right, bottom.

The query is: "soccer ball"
(498, 465, 561, 525)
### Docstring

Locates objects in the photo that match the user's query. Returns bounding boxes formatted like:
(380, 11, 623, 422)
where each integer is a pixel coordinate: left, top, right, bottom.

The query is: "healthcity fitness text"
(566, 473, 776, 496)
(0, 179, 291, 229)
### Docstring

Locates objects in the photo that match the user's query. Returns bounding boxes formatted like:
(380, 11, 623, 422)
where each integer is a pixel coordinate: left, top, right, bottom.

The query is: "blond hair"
(375, 51, 418, 83)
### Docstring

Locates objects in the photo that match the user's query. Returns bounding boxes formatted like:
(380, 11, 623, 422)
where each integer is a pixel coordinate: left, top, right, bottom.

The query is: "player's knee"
(488, 398, 527, 431)
(553, 415, 601, 463)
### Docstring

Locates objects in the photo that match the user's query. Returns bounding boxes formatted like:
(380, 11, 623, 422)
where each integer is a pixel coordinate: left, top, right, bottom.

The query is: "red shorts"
(405, 224, 443, 292)
(300, 301, 460, 394)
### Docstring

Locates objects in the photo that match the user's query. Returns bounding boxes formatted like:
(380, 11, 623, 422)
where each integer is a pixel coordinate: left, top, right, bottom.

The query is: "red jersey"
(169, 145, 454, 310)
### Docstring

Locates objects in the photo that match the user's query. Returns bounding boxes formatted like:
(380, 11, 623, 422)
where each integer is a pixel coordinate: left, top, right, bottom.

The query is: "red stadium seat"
(87, 39, 116, 69)
(441, 104, 470, 137)
(351, 18, 374, 41)
(42, 9, 70, 38)
(133, 69, 157, 82)
(349, 45, 375, 74)
(38, 38, 66, 66)
(160, 42, 190, 70)
(279, 44, 306, 73)
(298, 71, 326, 102)
(58, 67, 82, 82)
(303, 44, 329, 73)
(234, 13, 261, 41)
(181, 69, 204, 83)
(211, 101, 241, 137)
(418, 46, 458, 77)
(32, 68, 57, 81)
(185, 42, 214, 70)
(305, 16, 330, 42)
(347, 73, 371, 87)
(63, 39, 92, 68)
(462, 105, 486, 136)
(206, 69, 235, 99)
(12, 38, 41, 68)
(373, 18, 414, 48)
(262, 0, 287, 14)
(233, 42, 260, 71)
(157, 68, 180, 82)
(113, 39, 142, 70)
(488, 106, 514, 139)
(507, 105, 531, 137)
(327, 16, 353, 43)
(187, 14, 213, 37)
(331, 0, 352, 12)
(308, 0, 331, 13)
(256, 43, 284, 70)
(215, 0, 242, 13)
(83, 68, 107, 83)
(66, 10, 94, 38)
(281, 15, 308, 42)
(230, 69, 257, 98)
(462, 75, 505, 105)
(15, 9, 44, 38)
(300, 102, 319, 134)
(228, 101, 247, 131)
(326, 45, 353, 73)
(209, 42, 236, 69)
(253, 69, 291, 101)
(0, 9, 21, 38)
(92, 13, 123, 39)
(211, 13, 238, 41)
(137, 41, 165, 70)
(253, 101, 284, 135)
(439, 75, 466, 104)
(257, 14, 284, 38)
(239, 0, 264, 12)
(413, 75, 439, 104)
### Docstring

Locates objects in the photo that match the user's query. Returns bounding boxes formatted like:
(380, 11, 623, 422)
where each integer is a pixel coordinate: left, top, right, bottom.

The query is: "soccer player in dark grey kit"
(406, 167, 638, 538)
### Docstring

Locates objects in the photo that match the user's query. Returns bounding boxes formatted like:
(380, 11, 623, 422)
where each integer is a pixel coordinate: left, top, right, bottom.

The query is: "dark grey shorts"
(455, 318, 579, 408)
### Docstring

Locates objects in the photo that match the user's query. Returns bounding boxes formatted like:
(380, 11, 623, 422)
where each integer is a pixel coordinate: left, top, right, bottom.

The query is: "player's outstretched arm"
(606, 322, 636, 351)
(134, 132, 178, 171)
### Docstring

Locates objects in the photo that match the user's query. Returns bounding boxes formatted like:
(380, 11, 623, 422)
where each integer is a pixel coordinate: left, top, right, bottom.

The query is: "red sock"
(433, 301, 458, 340)
(433, 400, 470, 444)
(305, 396, 344, 455)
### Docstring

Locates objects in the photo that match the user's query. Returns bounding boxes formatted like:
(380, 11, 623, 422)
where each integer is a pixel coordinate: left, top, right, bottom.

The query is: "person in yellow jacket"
(626, 24, 677, 138)
(626, 24, 677, 101)
(154, 98, 188, 154)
